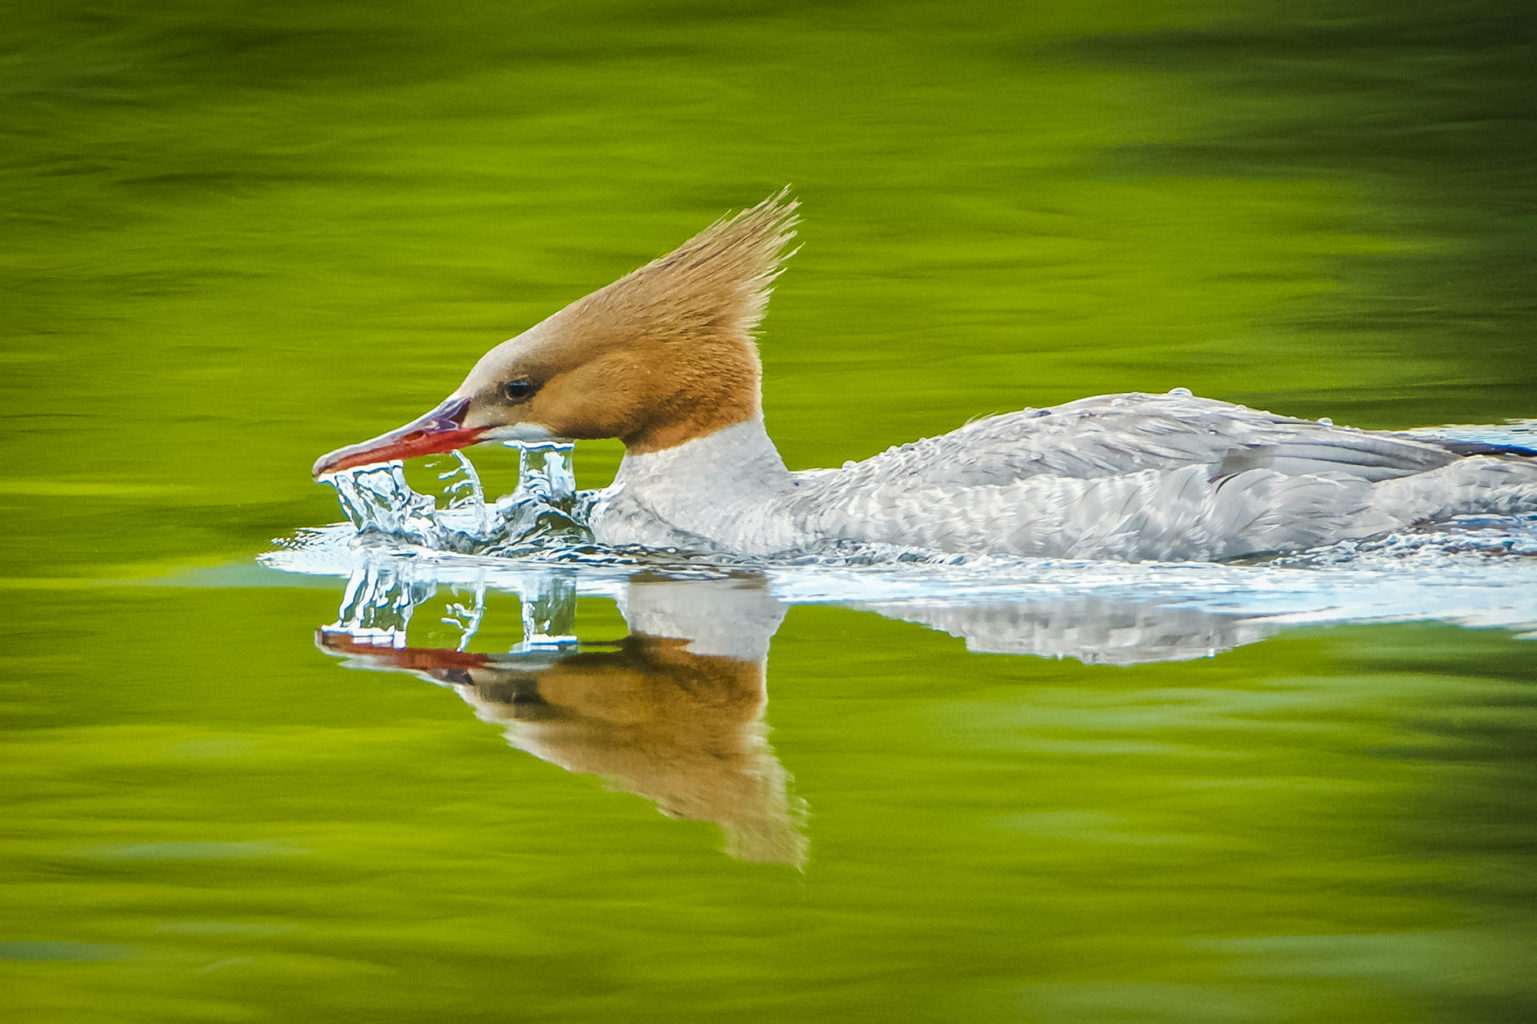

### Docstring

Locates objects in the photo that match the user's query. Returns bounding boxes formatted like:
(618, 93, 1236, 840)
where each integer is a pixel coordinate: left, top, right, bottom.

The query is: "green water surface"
(3, 1, 1535, 1021)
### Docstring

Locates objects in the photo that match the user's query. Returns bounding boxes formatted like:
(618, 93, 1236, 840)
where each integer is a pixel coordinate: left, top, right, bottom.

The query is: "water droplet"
(1168, 386, 1193, 398)
(1318, 417, 1334, 427)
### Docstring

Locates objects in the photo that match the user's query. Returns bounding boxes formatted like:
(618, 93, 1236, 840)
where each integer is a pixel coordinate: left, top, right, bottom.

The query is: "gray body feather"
(593, 393, 1537, 562)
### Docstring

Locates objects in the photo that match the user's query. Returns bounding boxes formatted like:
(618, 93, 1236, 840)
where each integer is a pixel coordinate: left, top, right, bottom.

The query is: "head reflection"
(318, 569, 807, 867)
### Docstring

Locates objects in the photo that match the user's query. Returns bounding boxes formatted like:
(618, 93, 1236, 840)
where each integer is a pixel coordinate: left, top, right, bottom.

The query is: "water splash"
(318, 443, 588, 555)
(435, 449, 493, 535)
(321, 460, 439, 544)
(488, 442, 589, 555)
(508, 442, 576, 504)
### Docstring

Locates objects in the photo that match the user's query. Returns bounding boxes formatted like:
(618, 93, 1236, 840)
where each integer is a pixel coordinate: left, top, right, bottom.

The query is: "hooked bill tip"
(311, 397, 477, 480)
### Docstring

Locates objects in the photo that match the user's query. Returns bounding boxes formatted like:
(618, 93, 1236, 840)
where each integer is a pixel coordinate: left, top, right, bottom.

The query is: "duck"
(313, 190, 1537, 562)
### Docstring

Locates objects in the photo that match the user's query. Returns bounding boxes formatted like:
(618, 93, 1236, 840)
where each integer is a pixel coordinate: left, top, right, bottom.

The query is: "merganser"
(313, 191, 1537, 562)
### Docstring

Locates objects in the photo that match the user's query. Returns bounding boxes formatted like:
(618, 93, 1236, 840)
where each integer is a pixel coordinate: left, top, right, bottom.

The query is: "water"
(5, 0, 1537, 1020)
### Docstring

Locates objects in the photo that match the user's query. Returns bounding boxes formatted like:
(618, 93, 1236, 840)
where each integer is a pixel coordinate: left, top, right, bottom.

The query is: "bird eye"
(503, 378, 534, 402)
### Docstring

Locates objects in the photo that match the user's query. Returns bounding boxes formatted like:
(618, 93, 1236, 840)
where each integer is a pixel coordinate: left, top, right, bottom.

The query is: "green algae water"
(4, 1, 1536, 1021)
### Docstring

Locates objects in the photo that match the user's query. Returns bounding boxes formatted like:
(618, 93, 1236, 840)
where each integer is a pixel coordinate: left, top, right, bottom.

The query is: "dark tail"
(1434, 440, 1537, 459)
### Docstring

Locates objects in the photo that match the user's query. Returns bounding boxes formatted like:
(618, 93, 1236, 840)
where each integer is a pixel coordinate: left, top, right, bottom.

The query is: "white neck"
(618, 417, 790, 488)
(593, 418, 801, 555)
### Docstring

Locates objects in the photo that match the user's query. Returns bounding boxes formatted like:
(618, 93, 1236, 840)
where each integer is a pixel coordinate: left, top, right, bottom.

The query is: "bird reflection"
(318, 573, 807, 867)
(313, 558, 1285, 865)
(863, 597, 1278, 664)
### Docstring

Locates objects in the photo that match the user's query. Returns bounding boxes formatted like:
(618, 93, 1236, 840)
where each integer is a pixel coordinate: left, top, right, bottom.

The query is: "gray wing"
(800, 392, 1460, 492)
(786, 393, 1537, 561)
